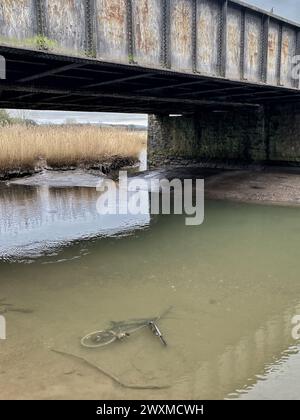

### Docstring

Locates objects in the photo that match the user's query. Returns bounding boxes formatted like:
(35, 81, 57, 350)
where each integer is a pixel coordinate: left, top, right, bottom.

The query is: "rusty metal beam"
(254, 93, 300, 102)
(240, 9, 246, 80)
(177, 86, 253, 97)
(85, 0, 96, 57)
(161, 0, 171, 68)
(83, 73, 155, 89)
(219, 0, 228, 78)
(0, 100, 151, 112)
(216, 89, 288, 100)
(136, 79, 208, 94)
(126, 0, 134, 64)
(0, 83, 260, 108)
(18, 63, 84, 83)
(35, 0, 46, 37)
(11, 92, 37, 101)
(52, 74, 93, 81)
(277, 24, 283, 86)
(192, 0, 197, 73)
(75, 68, 124, 75)
(261, 15, 270, 83)
(296, 31, 300, 89)
(6, 59, 48, 66)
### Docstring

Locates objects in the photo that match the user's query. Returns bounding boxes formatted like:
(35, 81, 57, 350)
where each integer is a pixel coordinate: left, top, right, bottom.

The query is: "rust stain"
(50, 0, 76, 18)
(282, 34, 289, 63)
(197, 2, 220, 71)
(46, 0, 85, 49)
(248, 32, 259, 68)
(199, 17, 211, 63)
(1, 0, 29, 7)
(98, 0, 126, 47)
(173, 1, 191, 56)
(100, 0, 125, 25)
(0, 0, 33, 38)
(228, 23, 240, 65)
(135, 0, 156, 55)
(267, 29, 278, 80)
(268, 32, 276, 61)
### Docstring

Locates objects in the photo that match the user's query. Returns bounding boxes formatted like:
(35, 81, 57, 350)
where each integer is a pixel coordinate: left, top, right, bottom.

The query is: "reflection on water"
(1, 174, 300, 399)
(0, 181, 150, 260)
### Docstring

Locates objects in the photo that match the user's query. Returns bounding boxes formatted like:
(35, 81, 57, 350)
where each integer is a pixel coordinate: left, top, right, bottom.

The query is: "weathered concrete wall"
(148, 104, 300, 167)
(266, 103, 300, 165)
(148, 108, 266, 167)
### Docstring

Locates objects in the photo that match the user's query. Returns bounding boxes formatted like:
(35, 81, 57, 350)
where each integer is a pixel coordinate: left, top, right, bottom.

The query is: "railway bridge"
(0, 0, 300, 165)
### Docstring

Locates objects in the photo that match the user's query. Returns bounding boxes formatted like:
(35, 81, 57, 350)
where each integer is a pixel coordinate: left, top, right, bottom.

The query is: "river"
(0, 168, 300, 400)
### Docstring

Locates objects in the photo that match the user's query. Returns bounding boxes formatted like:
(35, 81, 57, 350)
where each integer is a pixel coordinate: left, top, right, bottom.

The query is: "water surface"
(1, 172, 300, 400)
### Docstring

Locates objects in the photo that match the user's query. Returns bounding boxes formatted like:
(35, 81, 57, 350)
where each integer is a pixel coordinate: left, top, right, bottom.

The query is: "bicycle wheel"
(81, 330, 117, 348)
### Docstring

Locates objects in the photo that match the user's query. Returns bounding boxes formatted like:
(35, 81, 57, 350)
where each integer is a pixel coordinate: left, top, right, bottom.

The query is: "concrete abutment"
(148, 103, 300, 168)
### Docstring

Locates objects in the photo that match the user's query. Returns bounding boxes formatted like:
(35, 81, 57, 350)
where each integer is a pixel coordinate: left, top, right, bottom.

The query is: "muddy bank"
(135, 166, 300, 207)
(3, 161, 300, 207)
(0, 156, 138, 181)
(205, 168, 300, 206)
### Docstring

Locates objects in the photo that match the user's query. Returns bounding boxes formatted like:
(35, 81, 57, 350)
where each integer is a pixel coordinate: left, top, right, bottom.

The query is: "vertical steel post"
(35, 0, 46, 38)
(277, 24, 283, 86)
(192, 0, 197, 73)
(126, 0, 135, 64)
(295, 31, 300, 89)
(161, 0, 171, 68)
(219, 0, 228, 78)
(240, 9, 246, 80)
(261, 15, 270, 83)
(85, 0, 96, 57)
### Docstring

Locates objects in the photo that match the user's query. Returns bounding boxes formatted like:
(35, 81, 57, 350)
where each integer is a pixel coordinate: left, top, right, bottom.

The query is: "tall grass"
(0, 125, 147, 171)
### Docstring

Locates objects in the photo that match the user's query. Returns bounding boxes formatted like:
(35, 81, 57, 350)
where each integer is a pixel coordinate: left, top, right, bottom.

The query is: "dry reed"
(0, 124, 147, 171)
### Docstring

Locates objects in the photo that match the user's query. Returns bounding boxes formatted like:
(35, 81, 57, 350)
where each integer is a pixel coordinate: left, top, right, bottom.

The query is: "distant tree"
(0, 109, 12, 126)
(13, 109, 30, 121)
(0, 109, 37, 127)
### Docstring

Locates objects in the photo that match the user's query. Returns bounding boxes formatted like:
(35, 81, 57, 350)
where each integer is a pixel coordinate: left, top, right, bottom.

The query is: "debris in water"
(51, 349, 171, 390)
(81, 307, 171, 349)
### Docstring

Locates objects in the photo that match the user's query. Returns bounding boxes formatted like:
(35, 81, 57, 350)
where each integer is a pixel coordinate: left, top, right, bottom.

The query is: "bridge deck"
(0, 0, 300, 113)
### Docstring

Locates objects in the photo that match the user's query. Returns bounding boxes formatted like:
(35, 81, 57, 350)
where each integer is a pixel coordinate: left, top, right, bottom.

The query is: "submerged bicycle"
(81, 307, 171, 349)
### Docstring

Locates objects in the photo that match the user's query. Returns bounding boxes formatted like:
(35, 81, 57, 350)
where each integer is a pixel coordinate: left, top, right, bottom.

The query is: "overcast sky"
(247, 0, 299, 22)
(8, 0, 300, 126)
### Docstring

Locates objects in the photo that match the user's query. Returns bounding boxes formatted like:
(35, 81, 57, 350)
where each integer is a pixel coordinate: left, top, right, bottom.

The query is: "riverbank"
(135, 165, 300, 207)
(0, 124, 146, 180)
(205, 168, 300, 207)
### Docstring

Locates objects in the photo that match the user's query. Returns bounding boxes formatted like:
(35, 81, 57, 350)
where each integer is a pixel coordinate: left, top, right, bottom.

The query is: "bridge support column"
(148, 103, 300, 168)
(148, 108, 267, 168)
(265, 102, 300, 165)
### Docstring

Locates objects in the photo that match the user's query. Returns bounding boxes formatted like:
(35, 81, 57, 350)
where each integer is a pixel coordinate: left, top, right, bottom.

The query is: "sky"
(246, 0, 299, 22)
(8, 110, 148, 127)
(8, 0, 300, 126)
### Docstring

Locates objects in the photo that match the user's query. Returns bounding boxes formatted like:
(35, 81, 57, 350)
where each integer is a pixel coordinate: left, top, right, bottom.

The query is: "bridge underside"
(1, 47, 300, 167)
(1, 47, 300, 114)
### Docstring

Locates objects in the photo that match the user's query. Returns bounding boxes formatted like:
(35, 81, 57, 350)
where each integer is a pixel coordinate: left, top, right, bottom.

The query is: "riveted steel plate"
(132, 0, 162, 67)
(0, 0, 36, 42)
(244, 11, 262, 82)
(44, 0, 86, 53)
(226, 5, 242, 79)
(196, 0, 220, 76)
(95, 0, 128, 63)
(170, 0, 193, 72)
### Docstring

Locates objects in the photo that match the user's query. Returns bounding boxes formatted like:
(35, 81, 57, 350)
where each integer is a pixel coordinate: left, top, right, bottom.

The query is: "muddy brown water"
(0, 169, 300, 400)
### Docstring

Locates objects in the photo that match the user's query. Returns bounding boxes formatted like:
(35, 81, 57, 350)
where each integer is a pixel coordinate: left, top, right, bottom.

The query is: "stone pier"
(148, 103, 300, 168)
